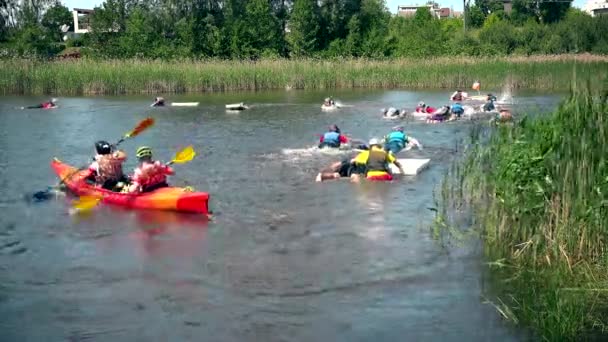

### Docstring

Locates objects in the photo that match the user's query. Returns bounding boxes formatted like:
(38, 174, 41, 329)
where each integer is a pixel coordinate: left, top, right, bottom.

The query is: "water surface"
(0, 89, 560, 341)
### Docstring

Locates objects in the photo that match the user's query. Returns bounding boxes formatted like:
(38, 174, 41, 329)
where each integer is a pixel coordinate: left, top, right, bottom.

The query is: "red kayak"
(51, 158, 210, 215)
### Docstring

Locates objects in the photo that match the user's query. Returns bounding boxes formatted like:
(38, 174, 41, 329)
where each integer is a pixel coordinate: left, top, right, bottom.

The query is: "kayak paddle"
(70, 195, 102, 213)
(33, 117, 155, 201)
(70, 146, 197, 213)
(167, 145, 196, 165)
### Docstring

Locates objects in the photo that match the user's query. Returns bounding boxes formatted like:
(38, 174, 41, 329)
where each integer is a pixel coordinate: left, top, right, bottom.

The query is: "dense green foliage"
(436, 86, 608, 339)
(0, 56, 606, 95)
(1, 0, 608, 59)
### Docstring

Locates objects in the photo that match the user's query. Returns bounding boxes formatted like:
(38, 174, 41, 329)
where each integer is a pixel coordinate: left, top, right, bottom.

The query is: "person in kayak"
(86, 140, 128, 190)
(450, 102, 464, 119)
(382, 126, 422, 154)
(151, 97, 165, 107)
(318, 124, 348, 148)
(351, 138, 404, 182)
(315, 157, 357, 182)
(450, 90, 466, 101)
(24, 98, 57, 109)
(127, 146, 174, 194)
(415, 102, 435, 114)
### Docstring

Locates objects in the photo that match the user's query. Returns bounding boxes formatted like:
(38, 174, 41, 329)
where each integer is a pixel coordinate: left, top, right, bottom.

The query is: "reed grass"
(0, 55, 607, 95)
(436, 85, 608, 340)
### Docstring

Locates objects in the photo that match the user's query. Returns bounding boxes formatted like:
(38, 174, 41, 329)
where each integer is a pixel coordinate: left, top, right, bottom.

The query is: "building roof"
(73, 8, 94, 13)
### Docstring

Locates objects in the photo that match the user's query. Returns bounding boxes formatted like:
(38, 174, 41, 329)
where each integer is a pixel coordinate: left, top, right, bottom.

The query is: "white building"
(397, 3, 453, 18)
(72, 8, 94, 34)
(584, 0, 608, 16)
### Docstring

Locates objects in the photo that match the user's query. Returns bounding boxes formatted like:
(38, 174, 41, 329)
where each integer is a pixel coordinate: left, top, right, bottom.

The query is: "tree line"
(1, 0, 607, 59)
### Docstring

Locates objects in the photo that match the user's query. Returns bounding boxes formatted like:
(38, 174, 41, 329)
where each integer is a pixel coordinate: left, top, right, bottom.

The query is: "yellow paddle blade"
(171, 145, 196, 164)
(125, 117, 155, 138)
(72, 195, 102, 211)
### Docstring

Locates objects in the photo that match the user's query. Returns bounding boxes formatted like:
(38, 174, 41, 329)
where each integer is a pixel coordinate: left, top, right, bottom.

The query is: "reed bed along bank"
(1, 55, 607, 95)
(436, 86, 608, 340)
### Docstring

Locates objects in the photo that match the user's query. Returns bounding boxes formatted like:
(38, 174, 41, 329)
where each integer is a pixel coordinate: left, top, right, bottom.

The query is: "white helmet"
(368, 138, 381, 146)
(418, 101, 425, 107)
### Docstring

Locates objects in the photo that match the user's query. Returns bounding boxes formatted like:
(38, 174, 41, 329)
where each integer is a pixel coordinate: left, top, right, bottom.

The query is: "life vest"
(323, 132, 340, 145)
(452, 104, 463, 113)
(386, 131, 407, 147)
(366, 149, 389, 173)
(93, 153, 125, 184)
(132, 161, 171, 191)
(452, 92, 463, 101)
(42, 102, 54, 109)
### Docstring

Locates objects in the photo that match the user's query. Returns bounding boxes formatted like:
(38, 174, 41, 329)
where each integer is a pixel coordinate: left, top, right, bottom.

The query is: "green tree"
(41, 1, 71, 42)
(119, 6, 159, 57)
(287, 0, 321, 57)
(466, 5, 485, 28)
(242, 0, 282, 58)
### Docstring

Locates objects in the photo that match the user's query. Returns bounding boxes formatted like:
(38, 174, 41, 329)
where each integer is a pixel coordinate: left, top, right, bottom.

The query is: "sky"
(63, 0, 586, 14)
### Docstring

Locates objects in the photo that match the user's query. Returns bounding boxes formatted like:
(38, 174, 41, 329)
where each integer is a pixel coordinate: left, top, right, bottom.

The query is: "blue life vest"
(323, 131, 340, 145)
(452, 103, 463, 113)
(386, 131, 407, 146)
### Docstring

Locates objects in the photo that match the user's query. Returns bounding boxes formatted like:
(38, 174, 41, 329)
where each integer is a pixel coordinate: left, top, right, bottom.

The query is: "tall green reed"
(0, 55, 606, 95)
(436, 85, 608, 340)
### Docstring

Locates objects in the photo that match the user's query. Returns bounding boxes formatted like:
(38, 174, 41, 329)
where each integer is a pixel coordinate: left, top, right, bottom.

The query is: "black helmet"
(95, 140, 112, 155)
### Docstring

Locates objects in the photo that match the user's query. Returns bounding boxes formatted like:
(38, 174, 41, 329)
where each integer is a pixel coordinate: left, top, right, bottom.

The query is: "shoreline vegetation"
(435, 85, 608, 340)
(1, 54, 607, 95)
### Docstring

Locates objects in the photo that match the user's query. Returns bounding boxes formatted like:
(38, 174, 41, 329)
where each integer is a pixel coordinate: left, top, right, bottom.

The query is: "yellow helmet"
(136, 146, 152, 159)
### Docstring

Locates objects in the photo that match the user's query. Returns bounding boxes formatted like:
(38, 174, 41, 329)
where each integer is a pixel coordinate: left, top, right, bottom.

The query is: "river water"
(0, 89, 560, 341)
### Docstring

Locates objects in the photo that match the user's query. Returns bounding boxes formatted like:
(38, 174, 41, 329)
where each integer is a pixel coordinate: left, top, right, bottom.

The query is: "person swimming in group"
(86, 140, 128, 191)
(323, 97, 336, 107)
(493, 108, 513, 124)
(151, 97, 166, 107)
(351, 138, 404, 182)
(315, 157, 358, 182)
(450, 90, 467, 101)
(127, 146, 175, 193)
(427, 105, 452, 123)
(23, 98, 58, 109)
(381, 107, 405, 118)
(382, 126, 422, 154)
(450, 102, 464, 119)
(415, 102, 436, 114)
(318, 124, 348, 148)
(482, 93, 497, 112)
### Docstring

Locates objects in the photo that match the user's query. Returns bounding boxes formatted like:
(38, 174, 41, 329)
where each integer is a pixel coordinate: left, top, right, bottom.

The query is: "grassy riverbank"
(436, 86, 608, 339)
(1, 55, 607, 95)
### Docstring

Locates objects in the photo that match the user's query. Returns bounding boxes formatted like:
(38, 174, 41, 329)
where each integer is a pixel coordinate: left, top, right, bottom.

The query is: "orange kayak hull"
(51, 158, 210, 215)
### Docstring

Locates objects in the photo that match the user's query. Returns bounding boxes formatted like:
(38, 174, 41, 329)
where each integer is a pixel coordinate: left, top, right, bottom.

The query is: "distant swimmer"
(151, 97, 166, 107)
(381, 107, 406, 118)
(451, 102, 464, 119)
(415, 101, 436, 114)
(426, 105, 452, 124)
(382, 126, 422, 155)
(22, 98, 57, 109)
(318, 124, 348, 148)
(450, 89, 468, 101)
(482, 93, 497, 112)
(315, 158, 358, 182)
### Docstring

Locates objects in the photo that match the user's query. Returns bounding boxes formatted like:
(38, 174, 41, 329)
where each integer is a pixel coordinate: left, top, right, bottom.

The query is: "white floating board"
(389, 158, 431, 175)
(171, 102, 199, 107)
(321, 105, 338, 111)
(226, 102, 249, 110)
